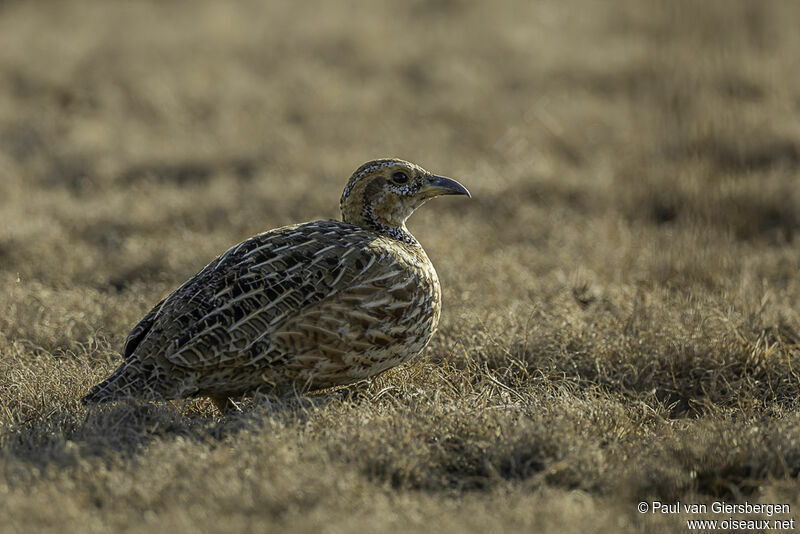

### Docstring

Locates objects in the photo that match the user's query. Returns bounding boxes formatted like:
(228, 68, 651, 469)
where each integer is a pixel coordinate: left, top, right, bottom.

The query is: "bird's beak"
(420, 175, 471, 198)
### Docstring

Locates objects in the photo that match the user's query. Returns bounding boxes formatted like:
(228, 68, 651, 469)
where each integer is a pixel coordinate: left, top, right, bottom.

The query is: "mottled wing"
(154, 222, 385, 371)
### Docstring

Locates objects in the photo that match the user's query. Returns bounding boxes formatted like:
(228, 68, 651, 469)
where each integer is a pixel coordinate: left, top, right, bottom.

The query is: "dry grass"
(1, 0, 800, 532)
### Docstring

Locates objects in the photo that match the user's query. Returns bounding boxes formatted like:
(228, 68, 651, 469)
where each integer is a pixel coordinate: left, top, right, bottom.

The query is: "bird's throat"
(360, 202, 419, 246)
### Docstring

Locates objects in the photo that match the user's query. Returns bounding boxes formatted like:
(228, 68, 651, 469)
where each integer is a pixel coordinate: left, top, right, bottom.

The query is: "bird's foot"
(210, 396, 242, 415)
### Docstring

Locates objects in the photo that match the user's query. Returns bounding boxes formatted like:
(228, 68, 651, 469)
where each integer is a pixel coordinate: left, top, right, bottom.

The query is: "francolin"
(83, 158, 470, 411)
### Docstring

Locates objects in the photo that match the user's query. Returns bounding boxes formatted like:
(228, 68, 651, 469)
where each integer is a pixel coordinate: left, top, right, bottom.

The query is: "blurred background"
(1, 0, 798, 293)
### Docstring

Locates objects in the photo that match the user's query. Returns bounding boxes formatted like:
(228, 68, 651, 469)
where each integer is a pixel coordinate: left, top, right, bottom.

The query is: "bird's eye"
(392, 172, 409, 184)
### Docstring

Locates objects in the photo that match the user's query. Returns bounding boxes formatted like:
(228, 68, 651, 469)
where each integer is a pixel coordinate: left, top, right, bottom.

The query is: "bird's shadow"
(3, 387, 373, 470)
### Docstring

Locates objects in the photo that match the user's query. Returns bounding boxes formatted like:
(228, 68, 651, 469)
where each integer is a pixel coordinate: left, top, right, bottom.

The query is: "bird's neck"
(340, 184, 420, 246)
(359, 202, 419, 246)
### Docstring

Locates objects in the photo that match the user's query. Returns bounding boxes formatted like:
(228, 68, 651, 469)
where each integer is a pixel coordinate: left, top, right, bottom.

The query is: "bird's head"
(340, 158, 470, 244)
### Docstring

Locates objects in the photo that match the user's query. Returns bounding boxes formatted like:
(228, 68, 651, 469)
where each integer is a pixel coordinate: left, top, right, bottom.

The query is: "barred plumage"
(82, 158, 470, 410)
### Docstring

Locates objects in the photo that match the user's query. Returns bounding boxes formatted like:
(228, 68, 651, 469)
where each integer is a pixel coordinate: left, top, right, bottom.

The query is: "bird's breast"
(379, 239, 442, 340)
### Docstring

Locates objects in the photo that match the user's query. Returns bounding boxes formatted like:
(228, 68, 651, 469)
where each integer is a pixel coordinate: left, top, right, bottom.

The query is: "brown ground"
(1, 1, 800, 532)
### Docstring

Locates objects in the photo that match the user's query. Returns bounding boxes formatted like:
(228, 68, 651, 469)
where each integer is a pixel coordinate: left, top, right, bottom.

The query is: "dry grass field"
(1, 0, 800, 532)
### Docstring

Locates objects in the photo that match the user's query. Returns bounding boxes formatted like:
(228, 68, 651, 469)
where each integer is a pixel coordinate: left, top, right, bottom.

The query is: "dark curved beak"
(420, 175, 471, 198)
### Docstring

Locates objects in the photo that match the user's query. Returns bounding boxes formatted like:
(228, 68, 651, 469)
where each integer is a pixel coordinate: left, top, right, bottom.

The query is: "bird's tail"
(81, 359, 155, 406)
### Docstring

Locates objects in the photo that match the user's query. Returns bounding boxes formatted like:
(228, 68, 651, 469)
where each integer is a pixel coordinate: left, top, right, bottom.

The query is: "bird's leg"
(210, 395, 235, 415)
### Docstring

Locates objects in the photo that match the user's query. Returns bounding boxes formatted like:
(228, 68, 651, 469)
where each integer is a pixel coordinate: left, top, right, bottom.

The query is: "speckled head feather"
(340, 158, 470, 245)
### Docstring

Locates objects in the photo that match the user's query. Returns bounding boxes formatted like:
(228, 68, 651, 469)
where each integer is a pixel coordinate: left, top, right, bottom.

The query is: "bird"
(82, 158, 470, 412)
